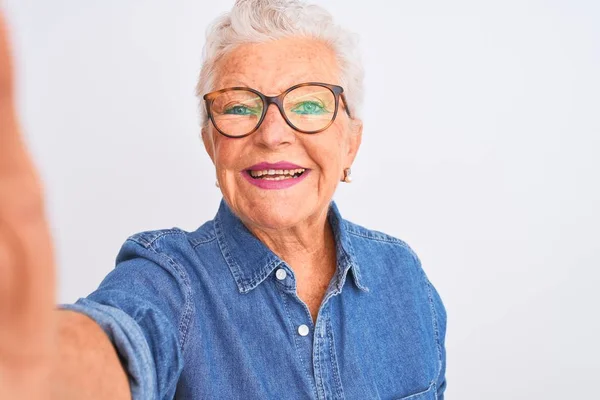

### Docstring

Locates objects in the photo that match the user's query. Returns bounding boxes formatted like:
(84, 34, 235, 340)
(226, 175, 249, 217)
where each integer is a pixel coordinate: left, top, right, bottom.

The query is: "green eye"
(224, 105, 258, 115)
(291, 101, 326, 115)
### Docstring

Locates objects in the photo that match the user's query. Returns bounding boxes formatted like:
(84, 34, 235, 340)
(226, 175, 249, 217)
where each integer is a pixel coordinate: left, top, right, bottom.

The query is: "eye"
(223, 105, 258, 115)
(290, 101, 326, 115)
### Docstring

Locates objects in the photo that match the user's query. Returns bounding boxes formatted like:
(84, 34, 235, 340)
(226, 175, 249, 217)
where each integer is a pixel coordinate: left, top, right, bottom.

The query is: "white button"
(275, 268, 287, 280)
(298, 324, 309, 336)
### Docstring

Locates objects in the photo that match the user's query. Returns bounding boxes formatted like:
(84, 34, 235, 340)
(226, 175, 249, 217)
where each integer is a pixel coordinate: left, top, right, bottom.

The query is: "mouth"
(246, 168, 307, 181)
(242, 161, 310, 189)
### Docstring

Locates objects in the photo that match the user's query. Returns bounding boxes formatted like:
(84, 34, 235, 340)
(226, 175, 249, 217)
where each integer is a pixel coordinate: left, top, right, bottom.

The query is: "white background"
(3, 0, 599, 398)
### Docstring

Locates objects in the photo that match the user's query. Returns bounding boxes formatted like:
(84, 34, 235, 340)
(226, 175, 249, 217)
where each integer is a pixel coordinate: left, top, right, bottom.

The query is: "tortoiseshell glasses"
(203, 82, 352, 138)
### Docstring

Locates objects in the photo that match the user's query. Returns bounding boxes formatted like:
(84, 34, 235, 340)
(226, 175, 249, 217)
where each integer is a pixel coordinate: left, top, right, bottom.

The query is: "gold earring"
(343, 168, 352, 183)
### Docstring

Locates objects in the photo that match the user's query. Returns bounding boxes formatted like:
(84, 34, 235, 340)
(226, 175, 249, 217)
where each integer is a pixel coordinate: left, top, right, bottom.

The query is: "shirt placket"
(313, 296, 345, 400)
(274, 264, 345, 400)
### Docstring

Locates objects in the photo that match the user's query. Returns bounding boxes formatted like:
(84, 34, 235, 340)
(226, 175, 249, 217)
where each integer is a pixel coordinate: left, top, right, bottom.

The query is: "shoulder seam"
(139, 235, 196, 357)
(346, 229, 402, 244)
(191, 235, 217, 248)
(128, 229, 187, 249)
(345, 228, 415, 255)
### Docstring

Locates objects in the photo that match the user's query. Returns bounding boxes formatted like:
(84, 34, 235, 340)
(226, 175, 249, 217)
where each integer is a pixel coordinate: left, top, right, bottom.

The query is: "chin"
(238, 198, 315, 231)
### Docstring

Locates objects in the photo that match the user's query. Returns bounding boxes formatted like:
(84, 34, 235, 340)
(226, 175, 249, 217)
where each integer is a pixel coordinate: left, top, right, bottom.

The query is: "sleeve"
(429, 280, 447, 399)
(409, 247, 448, 399)
(59, 236, 193, 400)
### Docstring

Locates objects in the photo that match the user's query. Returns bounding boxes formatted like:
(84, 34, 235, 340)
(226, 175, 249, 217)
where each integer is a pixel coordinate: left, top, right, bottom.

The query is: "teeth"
(248, 168, 306, 178)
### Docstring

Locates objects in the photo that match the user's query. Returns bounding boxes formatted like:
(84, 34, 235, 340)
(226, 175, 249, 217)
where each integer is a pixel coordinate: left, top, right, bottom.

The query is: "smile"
(242, 162, 310, 189)
(248, 168, 306, 180)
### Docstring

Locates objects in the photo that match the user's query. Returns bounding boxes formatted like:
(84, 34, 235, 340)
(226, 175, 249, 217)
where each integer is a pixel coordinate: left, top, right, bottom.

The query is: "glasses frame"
(203, 82, 352, 138)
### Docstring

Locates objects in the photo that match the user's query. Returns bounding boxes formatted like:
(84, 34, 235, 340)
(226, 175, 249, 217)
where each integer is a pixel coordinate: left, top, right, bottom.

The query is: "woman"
(0, 0, 446, 399)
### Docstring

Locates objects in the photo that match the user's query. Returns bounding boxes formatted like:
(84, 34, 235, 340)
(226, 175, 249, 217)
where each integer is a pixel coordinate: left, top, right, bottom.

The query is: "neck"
(246, 206, 336, 275)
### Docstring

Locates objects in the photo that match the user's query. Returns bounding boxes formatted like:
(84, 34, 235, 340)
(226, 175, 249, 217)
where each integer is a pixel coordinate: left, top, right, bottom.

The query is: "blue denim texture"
(61, 199, 447, 399)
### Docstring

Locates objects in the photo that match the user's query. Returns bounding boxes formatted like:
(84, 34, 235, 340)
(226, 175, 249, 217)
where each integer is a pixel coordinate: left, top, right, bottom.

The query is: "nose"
(253, 103, 295, 149)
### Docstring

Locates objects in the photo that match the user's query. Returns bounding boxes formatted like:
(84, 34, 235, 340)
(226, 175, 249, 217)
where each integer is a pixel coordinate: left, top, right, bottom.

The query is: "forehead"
(213, 37, 341, 95)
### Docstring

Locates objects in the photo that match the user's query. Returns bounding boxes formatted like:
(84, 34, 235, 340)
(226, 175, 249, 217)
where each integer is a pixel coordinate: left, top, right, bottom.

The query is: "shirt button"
(275, 268, 287, 280)
(297, 324, 309, 336)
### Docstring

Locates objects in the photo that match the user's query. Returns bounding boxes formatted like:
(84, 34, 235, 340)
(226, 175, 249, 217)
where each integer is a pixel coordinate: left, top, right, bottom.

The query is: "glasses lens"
(283, 85, 336, 132)
(210, 89, 264, 137)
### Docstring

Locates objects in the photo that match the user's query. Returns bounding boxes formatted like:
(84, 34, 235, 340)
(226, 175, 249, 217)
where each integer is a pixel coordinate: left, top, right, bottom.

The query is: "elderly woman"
(0, 0, 446, 399)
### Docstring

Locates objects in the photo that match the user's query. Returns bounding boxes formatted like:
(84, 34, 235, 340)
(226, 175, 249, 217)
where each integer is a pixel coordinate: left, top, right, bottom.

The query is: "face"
(202, 37, 362, 231)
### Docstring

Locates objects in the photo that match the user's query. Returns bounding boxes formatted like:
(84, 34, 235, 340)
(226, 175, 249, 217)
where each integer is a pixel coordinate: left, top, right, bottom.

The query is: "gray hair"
(195, 0, 364, 129)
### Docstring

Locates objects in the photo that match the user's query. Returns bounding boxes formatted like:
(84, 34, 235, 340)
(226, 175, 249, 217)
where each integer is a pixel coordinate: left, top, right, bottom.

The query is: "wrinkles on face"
(204, 37, 361, 239)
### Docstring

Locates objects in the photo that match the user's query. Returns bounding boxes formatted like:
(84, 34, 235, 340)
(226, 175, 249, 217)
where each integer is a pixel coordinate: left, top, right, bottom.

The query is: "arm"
(59, 238, 190, 399)
(52, 310, 131, 400)
(0, 13, 130, 399)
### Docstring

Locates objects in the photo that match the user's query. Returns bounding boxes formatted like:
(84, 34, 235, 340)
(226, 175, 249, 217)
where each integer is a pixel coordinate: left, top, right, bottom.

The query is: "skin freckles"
(202, 37, 363, 323)
(202, 37, 363, 250)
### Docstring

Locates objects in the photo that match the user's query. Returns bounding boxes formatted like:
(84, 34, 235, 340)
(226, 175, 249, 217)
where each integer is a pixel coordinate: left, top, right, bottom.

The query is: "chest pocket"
(396, 382, 437, 400)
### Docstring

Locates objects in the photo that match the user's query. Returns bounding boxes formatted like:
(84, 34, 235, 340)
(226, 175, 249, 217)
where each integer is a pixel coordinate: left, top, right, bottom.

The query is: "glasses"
(203, 82, 351, 138)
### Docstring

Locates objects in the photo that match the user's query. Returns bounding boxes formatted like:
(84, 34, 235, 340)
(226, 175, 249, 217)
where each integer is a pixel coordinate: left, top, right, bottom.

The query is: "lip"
(242, 161, 310, 190)
(245, 161, 306, 171)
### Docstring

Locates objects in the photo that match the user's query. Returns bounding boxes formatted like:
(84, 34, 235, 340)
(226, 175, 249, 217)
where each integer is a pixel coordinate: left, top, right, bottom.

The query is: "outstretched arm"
(0, 13, 130, 399)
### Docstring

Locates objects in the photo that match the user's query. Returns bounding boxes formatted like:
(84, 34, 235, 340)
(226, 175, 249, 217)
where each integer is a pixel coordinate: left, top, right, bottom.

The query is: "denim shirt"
(62, 199, 447, 400)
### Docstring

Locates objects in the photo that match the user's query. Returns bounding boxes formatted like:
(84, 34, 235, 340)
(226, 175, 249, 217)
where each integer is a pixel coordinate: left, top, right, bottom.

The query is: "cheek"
(212, 136, 242, 171)
(310, 131, 348, 179)
(211, 138, 248, 199)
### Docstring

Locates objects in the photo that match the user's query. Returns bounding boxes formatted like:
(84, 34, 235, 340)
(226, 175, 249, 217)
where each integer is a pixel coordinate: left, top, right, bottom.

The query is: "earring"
(343, 168, 352, 183)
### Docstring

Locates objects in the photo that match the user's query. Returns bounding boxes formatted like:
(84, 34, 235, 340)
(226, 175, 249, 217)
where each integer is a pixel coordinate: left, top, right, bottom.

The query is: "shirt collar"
(214, 198, 369, 294)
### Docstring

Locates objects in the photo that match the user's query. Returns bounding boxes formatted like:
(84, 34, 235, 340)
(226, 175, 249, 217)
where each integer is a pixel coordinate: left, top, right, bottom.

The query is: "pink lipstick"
(242, 161, 310, 190)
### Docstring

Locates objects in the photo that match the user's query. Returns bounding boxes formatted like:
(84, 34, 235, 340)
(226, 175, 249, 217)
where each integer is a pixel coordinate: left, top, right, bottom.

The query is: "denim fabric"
(61, 199, 447, 400)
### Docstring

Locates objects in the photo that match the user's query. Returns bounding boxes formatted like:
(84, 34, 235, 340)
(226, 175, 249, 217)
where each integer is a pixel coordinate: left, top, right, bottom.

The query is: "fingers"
(0, 12, 13, 98)
(0, 11, 48, 252)
(0, 11, 47, 232)
(0, 11, 38, 194)
(0, 8, 56, 388)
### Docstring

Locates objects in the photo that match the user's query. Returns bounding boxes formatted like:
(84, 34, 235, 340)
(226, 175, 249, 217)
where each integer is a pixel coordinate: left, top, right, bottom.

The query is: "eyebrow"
(217, 79, 253, 89)
(216, 77, 337, 94)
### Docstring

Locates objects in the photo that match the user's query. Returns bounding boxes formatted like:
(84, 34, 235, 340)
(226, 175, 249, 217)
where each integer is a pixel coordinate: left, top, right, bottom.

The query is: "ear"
(346, 118, 363, 166)
(201, 126, 216, 165)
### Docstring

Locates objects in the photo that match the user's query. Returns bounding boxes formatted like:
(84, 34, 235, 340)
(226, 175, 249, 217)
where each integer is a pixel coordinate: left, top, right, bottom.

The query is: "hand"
(0, 12, 56, 399)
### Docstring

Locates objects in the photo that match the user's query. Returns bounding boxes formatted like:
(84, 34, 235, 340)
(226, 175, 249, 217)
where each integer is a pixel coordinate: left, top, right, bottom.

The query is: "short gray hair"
(195, 0, 364, 129)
